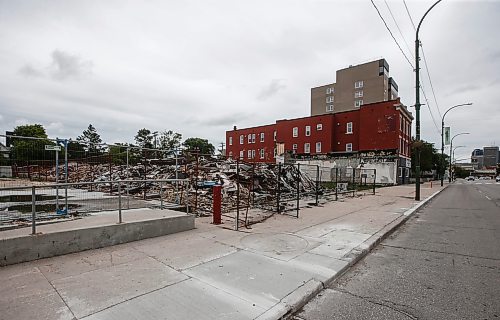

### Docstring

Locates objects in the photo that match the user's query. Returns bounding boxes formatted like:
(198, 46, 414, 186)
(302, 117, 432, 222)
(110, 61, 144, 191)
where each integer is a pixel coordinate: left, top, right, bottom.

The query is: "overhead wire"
(370, 0, 414, 69)
(384, 0, 414, 59)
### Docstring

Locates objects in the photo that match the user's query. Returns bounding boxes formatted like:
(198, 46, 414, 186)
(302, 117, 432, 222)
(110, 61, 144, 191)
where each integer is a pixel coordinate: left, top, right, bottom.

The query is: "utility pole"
(219, 142, 226, 157)
(414, 0, 442, 201)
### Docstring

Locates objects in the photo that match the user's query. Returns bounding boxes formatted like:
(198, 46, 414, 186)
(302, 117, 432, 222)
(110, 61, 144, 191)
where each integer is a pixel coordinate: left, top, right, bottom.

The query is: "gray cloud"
(257, 79, 286, 101)
(50, 50, 93, 81)
(19, 64, 44, 78)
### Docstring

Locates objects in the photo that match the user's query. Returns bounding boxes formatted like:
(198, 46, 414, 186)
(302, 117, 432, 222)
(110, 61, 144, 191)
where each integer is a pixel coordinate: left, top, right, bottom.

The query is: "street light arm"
(417, 0, 443, 37)
(451, 132, 470, 144)
(442, 103, 473, 122)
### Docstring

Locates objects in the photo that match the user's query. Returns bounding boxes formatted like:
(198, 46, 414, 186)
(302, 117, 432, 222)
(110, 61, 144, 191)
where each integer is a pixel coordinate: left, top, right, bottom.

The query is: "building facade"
(311, 59, 398, 116)
(226, 99, 412, 183)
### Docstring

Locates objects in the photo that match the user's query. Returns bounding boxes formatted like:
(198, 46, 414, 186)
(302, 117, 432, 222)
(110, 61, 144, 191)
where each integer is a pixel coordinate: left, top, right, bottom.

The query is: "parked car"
(496, 176, 500, 182)
(466, 176, 475, 181)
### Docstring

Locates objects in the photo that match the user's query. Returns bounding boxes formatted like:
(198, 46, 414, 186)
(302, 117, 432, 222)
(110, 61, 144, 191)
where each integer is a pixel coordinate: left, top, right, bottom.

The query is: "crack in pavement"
(380, 244, 500, 261)
(333, 288, 419, 319)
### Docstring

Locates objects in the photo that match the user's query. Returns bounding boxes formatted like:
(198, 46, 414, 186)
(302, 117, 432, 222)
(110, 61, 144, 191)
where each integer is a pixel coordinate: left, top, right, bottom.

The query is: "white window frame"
(251, 133, 256, 143)
(229, 137, 233, 146)
(247, 150, 252, 159)
(317, 123, 323, 131)
(326, 105, 334, 112)
(304, 143, 310, 154)
(239, 150, 244, 159)
(326, 87, 334, 94)
(273, 131, 277, 141)
(228, 151, 232, 157)
(354, 80, 364, 89)
(239, 135, 244, 144)
(292, 127, 298, 138)
(346, 122, 353, 134)
(354, 100, 363, 108)
(260, 132, 264, 142)
(248, 134, 252, 144)
(326, 96, 334, 103)
(292, 144, 298, 150)
(273, 148, 277, 158)
(346, 143, 353, 152)
(252, 149, 256, 159)
(355, 90, 363, 98)
(315, 142, 321, 153)
(305, 125, 311, 137)
(260, 149, 264, 159)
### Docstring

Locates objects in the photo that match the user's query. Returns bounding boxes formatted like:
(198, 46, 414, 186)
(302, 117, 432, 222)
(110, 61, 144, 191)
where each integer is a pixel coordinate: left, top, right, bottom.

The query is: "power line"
(384, 0, 414, 59)
(403, 0, 416, 30)
(370, 0, 414, 69)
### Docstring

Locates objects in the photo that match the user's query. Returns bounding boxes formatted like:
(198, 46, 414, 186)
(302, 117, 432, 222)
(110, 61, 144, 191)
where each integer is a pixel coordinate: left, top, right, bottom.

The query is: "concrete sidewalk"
(0, 183, 446, 320)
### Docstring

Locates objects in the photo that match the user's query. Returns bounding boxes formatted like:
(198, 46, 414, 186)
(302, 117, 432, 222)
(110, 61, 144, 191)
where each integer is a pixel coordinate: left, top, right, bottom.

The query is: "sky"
(0, 0, 499, 161)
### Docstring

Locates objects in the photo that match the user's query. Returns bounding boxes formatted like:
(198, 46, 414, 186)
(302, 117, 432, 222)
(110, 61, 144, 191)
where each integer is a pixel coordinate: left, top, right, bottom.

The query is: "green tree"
(134, 128, 153, 149)
(158, 130, 182, 151)
(76, 124, 103, 153)
(183, 137, 215, 155)
(11, 124, 55, 163)
(411, 139, 443, 175)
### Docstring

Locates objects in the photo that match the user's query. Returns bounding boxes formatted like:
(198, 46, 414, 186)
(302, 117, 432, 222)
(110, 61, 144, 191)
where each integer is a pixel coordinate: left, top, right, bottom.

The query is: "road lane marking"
(485, 196, 491, 200)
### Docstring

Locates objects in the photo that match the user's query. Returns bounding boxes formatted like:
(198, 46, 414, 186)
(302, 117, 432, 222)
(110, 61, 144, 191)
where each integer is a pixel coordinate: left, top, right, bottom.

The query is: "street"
(294, 181, 500, 320)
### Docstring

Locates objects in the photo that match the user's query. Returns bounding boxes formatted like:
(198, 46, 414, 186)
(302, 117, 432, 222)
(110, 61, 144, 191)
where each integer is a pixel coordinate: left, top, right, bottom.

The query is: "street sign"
(45, 145, 61, 151)
(444, 127, 450, 145)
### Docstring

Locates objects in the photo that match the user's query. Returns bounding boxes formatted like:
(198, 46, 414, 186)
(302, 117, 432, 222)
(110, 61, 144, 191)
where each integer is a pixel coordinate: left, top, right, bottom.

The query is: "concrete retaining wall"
(0, 214, 195, 267)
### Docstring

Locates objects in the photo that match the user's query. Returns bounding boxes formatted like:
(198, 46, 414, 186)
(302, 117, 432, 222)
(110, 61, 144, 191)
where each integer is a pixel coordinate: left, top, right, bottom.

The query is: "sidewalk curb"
(274, 185, 448, 320)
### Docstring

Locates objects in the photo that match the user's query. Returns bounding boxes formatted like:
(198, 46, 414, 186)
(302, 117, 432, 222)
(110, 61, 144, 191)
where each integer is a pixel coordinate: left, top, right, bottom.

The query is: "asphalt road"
(294, 181, 500, 320)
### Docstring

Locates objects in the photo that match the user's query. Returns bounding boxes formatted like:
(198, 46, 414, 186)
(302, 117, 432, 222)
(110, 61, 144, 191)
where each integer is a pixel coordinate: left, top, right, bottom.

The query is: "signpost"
(45, 143, 67, 215)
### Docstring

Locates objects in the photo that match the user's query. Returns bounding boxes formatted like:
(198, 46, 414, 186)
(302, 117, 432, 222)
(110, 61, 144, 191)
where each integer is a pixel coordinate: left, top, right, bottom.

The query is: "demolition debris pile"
(42, 158, 321, 214)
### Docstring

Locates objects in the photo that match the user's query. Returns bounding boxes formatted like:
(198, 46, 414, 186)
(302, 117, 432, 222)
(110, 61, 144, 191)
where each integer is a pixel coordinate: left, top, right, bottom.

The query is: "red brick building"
(226, 98, 412, 167)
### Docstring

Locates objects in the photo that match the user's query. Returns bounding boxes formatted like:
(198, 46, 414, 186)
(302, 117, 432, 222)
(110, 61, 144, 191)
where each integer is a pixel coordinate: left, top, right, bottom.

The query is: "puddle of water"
(0, 194, 68, 202)
(6, 203, 80, 213)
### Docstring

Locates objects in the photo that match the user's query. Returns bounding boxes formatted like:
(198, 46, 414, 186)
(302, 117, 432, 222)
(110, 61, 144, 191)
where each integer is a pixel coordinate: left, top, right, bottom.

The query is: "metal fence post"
(335, 168, 339, 201)
(373, 169, 377, 195)
(127, 181, 130, 209)
(118, 182, 122, 223)
(352, 167, 356, 192)
(160, 181, 164, 210)
(236, 159, 240, 231)
(296, 164, 300, 218)
(315, 165, 319, 206)
(277, 163, 281, 213)
(31, 186, 36, 235)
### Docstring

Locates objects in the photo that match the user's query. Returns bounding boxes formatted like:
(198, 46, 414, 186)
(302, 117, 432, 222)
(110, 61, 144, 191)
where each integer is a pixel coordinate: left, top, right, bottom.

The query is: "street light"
(449, 133, 469, 182)
(415, 0, 442, 200)
(441, 103, 472, 186)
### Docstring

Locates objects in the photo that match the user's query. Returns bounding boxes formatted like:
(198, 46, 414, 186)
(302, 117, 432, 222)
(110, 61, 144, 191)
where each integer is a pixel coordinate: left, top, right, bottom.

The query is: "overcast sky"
(1, 0, 499, 160)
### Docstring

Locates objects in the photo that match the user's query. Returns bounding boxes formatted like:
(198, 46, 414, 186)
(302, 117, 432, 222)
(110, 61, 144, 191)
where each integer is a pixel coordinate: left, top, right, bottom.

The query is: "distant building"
(483, 146, 499, 168)
(310, 59, 398, 116)
(471, 148, 484, 169)
(226, 98, 413, 184)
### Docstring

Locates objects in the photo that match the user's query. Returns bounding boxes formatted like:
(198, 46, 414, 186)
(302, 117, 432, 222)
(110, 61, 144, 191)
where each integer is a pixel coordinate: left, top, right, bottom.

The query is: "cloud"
(257, 79, 286, 101)
(19, 64, 44, 78)
(447, 84, 481, 96)
(199, 113, 253, 127)
(50, 50, 93, 81)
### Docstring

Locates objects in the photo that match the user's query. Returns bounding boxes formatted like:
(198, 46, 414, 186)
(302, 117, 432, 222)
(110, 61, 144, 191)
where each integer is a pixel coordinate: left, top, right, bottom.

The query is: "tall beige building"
(311, 59, 399, 116)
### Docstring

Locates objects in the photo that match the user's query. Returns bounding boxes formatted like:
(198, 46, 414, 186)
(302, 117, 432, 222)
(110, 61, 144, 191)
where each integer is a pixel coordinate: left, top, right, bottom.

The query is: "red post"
(213, 185, 222, 225)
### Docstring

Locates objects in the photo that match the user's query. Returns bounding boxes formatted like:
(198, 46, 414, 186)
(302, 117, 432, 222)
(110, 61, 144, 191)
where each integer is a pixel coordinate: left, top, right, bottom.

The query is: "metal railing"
(0, 179, 189, 234)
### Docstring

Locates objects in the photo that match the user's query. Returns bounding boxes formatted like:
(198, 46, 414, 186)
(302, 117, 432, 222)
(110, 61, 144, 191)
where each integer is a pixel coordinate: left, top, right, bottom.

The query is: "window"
(355, 90, 363, 98)
(304, 143, 310, 153)
(248, 134, 252, 144)
(273, 148, 277, 158)
(346, 122, 353, 134)
(273, 131, 277, 141)
(399, 167, 403, 178)
(305, 125, 311, 136)
(400, 115, 403, 131)
(346, 143, 353, 152)
(326, 96, 334, 103)
(240, 135, 244, 144)
(229, 137, 233, 146)
(229, 151, 233, 157)
(251, 133, 256, 143)
(292, 144, 298, 150)
(315, 142, 321, 153)
(239, 150, 244, 159)
(317, 123, 323, 131)
(260, 149, 264, 159)
(260, 132, 264, 142)
(354, 80, 364, 89)
(326, 105, 334, 112)
(354, 100, 363, 107)
(252, 150, 255, 159)
(293, 127, 298, 137)
(326, 87, 334, 94)
(247, 150, 252, 159)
